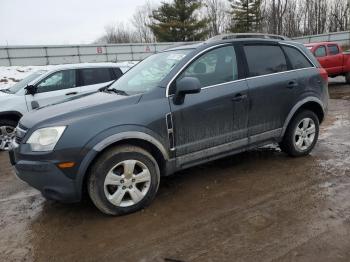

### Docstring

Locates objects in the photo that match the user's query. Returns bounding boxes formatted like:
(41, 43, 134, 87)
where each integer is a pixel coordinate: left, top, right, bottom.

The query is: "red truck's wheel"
(345, 73, 350, 84)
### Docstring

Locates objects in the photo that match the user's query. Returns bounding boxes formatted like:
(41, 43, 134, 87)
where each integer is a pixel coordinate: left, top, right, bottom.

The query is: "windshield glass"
(7, 70, 46, 93)
(108, 49, 192, 95)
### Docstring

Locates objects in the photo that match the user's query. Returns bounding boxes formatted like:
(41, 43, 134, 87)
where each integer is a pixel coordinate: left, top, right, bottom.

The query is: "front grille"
(15, 124, 28, 144)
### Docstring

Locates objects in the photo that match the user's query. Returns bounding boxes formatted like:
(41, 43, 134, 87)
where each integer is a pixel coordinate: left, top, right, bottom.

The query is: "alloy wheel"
(104, 160, 151, 207)
(293, 117, 316, 151)
(0, 126, 15, 151)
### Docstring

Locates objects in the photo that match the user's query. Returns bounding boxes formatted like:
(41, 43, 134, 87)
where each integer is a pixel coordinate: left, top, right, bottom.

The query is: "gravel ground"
(0, 78, 349, 262)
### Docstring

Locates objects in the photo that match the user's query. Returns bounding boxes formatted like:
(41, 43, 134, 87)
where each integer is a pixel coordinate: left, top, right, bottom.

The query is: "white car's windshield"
(108, 49, 192, 95)
(7, 70, 46, 94)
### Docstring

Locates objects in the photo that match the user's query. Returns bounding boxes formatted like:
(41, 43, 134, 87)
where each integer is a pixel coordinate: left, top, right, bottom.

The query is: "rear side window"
(282, 46, 313, 69)
(314, 46, 326, 57)
(328, 45, 340, 55)
(113, 68, 123, 79)
(244, 45, 288, 77)
(80, 68, 114, 86)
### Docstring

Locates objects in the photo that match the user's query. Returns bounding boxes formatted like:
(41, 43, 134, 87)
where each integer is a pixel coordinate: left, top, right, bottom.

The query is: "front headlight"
(26, 126, 66, 152)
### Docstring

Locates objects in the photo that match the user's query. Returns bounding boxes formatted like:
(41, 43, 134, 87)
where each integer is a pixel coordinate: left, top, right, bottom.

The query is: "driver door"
(169, 45, 249, 166)
(25, 69, 80, 110)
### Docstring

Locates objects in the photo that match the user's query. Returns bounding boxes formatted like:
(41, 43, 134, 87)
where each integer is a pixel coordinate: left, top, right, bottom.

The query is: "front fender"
(74, 125, 169, 200)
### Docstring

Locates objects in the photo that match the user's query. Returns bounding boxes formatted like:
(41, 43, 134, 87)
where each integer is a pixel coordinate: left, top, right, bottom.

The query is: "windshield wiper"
(98, 80, 117, 92)
(98, 81, 129, 96)
(106, 88, 129, 96)
(0, 89, 11, 93)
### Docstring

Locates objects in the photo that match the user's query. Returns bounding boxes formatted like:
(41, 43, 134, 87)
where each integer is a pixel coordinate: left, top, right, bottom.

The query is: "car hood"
(20, 92, 141, 129)
(0, 90, 13, 98)
(0, 91, 23, 110)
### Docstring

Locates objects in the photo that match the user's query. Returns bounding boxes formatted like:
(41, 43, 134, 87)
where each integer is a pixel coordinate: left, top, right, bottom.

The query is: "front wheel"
(88, 145, 160, 216)
(279, 110, 319, 157)
(0, 119, 17, 151)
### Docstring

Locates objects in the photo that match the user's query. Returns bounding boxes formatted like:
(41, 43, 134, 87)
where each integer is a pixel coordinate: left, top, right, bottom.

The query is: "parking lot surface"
(0, 79, 350, 262)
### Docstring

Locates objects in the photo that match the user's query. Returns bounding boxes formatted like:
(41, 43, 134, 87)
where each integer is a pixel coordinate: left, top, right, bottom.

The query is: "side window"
(80, 68, 113, 86)
(282, 46, 313, 69)
(176, 46, 238, 88)
(243, 45, 288, 77)
(36, 70, 76, 93)
(328, 45, 340, 55)
(112, 68, 123, 79)
(314, 46, 327, 57)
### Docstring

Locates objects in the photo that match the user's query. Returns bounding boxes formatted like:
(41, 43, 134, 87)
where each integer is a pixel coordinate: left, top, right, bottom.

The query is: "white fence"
(2, 31, 350, 66)
(292, 31, 350, 47)
(0, 42, 189, 66)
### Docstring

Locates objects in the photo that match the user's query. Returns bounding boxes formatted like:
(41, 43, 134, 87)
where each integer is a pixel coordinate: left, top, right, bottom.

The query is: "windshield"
(108, 49, 192, 95)
(7, 70, 46, 94)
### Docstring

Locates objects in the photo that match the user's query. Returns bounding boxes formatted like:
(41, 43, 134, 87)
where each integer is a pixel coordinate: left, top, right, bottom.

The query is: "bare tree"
(329, 0, 350, 32)
(282, 0, 302, 37)
(95, 23, 138, 44)
(132, 1, 156, 43)
(203, 0, 230, 36)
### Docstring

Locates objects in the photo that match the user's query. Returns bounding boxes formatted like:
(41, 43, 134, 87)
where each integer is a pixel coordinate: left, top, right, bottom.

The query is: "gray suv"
(10, 39, 329, 215)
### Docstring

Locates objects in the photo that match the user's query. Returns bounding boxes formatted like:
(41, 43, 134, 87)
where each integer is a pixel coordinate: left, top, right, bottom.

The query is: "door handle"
(65, 92, 78, 96)
(287, 81, 298, 89)
(232, 94, 247, 102)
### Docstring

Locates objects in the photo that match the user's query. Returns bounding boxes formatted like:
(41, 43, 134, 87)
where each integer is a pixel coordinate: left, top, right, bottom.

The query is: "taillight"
(318, 67, 328, 82)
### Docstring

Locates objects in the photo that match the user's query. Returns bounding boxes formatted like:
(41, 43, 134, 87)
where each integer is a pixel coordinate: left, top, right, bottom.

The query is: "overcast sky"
(0, 0, 162, 46)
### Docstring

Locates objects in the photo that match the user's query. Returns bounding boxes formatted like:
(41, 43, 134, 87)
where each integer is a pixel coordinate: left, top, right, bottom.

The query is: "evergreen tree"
(149, 0, 209, 42)
(229, 0, 262, 33)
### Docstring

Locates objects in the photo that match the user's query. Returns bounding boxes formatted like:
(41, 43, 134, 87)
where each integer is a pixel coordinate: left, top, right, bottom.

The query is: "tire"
(88, 145, 160, 216)
(0, 119, 17, 151)
(346, 72, 350, 84)
(279, 110, 319, 157)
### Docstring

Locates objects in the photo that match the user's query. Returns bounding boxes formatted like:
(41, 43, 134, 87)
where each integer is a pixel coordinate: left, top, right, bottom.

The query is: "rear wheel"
(279, 110, 319, 157)
(345, 72, 350, 84)
(0, 119, 17, 151)
(88, 145, 160, 216)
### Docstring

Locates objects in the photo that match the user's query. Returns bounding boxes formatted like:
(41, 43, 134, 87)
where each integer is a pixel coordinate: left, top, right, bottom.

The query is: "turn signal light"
(57, 162, 76, 169)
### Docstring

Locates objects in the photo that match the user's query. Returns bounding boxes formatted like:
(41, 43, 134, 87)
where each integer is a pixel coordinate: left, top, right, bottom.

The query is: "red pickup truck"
(305, 42, 350, 83)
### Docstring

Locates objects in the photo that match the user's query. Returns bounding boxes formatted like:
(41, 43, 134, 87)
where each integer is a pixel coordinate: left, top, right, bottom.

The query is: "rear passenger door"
(78, 68, 118, 95)
(243, 43, 303, 144)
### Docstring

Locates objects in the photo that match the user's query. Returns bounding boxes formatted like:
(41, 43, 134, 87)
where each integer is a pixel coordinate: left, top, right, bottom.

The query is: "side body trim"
(249, 128, 282, 144)
(177, 138, 248, 168)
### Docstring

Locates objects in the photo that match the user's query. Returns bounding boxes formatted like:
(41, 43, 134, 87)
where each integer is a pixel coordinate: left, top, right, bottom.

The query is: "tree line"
(95, 0, 350, 44)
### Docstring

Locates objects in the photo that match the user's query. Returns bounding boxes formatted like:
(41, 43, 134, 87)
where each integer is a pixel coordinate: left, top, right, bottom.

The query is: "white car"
(0, 63, 123, 150)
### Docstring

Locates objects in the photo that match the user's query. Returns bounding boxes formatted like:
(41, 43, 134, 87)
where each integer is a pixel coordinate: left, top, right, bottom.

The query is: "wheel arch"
(282, 98, 325, 137)
(0, 111, 22, 123)
(77, 132, 169, 200)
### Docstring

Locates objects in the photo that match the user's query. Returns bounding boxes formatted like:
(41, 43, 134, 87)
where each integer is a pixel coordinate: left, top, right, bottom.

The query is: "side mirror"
(31, 101, 40, 110)
(173, 77, 201, 105)
(25, 85, 37, 96)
